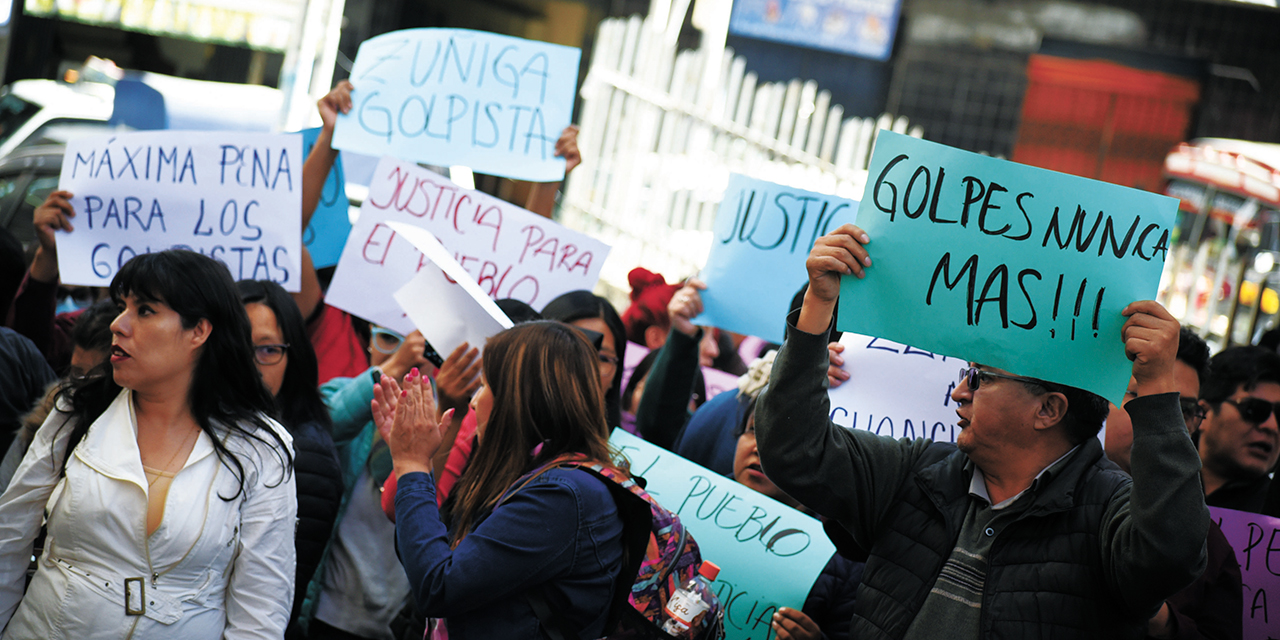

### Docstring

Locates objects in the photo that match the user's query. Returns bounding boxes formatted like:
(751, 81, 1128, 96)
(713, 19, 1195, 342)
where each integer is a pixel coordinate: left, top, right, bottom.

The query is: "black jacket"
(286, 419, 344, 638)
(756, 318, 1209, 639)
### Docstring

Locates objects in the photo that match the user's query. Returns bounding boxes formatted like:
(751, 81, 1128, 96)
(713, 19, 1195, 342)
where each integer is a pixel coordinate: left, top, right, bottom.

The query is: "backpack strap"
(521, 461, 653, 640)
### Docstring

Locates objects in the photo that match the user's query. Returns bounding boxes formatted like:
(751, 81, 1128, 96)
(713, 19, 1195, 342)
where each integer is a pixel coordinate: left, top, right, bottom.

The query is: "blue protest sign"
(837, 132, 1177, 404)
(332, 28, 581, 182)
(695, 174, 857, 343)
(729, 0, 902, 61)
(299, 128, 351, 268)
(610, 429, 836, 640)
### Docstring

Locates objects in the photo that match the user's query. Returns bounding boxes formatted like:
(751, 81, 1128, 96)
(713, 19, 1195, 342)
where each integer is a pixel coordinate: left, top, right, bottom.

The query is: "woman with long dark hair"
(542, 291, 627, 428)
(0, 250, 296, 639)
(374, 321, 629, 639)
(238, 279, 343, 638)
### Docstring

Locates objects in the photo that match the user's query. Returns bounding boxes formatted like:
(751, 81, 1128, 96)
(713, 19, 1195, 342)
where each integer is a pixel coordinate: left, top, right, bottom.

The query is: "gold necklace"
(146, 427, 199, 487)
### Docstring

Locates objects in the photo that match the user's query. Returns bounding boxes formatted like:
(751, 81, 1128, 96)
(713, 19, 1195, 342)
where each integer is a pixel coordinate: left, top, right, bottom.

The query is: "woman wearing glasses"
(295, 324, 433, 640)
(238, 280, 344, 639)
(0, 250, 296, 639)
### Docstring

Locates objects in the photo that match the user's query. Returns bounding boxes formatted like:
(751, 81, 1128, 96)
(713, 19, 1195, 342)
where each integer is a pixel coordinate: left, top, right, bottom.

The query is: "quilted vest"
(848, 439, 1146, 640)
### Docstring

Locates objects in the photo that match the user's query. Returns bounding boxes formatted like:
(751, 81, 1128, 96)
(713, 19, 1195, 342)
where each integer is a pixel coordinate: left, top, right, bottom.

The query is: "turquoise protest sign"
(837, 132, 1177, 404)
(696, 174, 858, 343)
(610, 429, 836, 640)
(332, 28, 581, 182)
(299, 128, 351, 268)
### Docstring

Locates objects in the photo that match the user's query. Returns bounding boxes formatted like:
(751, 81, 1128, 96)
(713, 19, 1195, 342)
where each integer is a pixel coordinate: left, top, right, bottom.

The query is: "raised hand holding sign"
(332, 28, 581, 182)
(836, 132, 1178, 403)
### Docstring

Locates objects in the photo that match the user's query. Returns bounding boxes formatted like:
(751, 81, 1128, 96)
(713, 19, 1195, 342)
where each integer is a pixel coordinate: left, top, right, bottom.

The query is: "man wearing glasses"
(756, 225, 1208, 639)
(1197, 346, 1280, 517)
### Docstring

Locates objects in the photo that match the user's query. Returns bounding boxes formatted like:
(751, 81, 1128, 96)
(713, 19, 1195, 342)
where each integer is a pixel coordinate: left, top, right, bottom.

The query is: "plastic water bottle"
(660, 561, 720, 638)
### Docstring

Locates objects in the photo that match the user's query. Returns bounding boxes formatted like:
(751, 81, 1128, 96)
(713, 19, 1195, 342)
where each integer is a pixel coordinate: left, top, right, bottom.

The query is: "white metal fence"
(560, 8, 923, 302)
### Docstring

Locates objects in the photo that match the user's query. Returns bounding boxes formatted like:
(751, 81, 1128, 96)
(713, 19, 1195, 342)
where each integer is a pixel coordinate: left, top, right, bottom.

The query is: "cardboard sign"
(696, 173, 858, 343)
(611, 429, 836, 640)
(57, 131, 303, 290)
(325, 156, 609, 334)
(390, 221, 513, 356)
(838, 132, 1178, 404)
(828, 332, 962, 443)
(300, 127, 352, 269)
(332, 28, 581, 182)
(1210, 506, 1279, 640)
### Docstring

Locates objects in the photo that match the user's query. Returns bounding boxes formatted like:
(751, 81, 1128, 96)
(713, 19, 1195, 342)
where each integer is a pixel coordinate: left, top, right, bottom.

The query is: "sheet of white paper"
(827, 332, 963, 443)
(391, 221, 513, 356)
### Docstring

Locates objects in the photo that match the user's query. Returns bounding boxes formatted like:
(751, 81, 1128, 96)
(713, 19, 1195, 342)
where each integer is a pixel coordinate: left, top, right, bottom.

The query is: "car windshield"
(0, 93, 39, 149)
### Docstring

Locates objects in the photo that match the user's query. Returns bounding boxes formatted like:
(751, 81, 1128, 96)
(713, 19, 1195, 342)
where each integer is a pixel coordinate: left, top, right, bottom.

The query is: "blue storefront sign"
(728, 0, 902, 61)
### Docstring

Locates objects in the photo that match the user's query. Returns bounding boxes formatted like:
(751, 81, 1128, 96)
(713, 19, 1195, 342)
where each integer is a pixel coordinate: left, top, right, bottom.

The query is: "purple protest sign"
(1210, 506, 1279, 640)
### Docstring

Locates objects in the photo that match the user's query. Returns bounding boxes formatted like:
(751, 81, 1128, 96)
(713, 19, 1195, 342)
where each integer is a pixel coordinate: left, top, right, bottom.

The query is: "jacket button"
(984, 527, 995, 537)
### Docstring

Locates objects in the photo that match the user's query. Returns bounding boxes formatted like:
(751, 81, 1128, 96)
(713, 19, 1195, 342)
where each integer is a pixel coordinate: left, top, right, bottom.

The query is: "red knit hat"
(622, 267, 680, 345)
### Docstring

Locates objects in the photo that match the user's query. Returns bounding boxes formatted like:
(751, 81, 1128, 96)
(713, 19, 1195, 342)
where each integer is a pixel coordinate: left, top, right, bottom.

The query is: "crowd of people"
(0, 77, 1274, 640)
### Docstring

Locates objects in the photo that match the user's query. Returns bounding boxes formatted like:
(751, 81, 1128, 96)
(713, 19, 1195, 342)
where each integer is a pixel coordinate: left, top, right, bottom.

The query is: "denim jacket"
(395, 468, 624, 640)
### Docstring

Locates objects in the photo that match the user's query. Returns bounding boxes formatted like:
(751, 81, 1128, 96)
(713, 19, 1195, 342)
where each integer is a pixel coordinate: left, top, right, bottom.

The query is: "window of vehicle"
(16, 118, 110, 149)
(0, 93, 40, 149)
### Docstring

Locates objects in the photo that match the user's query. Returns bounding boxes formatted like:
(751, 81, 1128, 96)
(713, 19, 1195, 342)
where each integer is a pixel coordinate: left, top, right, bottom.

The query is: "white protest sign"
(390, 221, 513, 355)
(828, 332, 962, 443)
(333, 28, 581, 182)
(325, 156, 609, 334)
(57, 131, 303, 290)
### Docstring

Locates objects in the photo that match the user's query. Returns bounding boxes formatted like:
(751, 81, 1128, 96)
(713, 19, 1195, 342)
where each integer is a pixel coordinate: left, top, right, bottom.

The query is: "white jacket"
(0, 389, 297, 639)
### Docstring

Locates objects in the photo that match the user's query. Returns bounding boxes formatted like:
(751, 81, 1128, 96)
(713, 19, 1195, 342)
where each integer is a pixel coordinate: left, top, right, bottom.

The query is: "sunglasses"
(1221, 397, 1280, 425)
(958, 366, 1045, 392)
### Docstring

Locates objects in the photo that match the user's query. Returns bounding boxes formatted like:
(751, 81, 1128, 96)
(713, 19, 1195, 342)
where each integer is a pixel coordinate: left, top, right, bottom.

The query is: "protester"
(1196, 346, 1280, 516)
(0, 250, 297, 639)
(238, 279, 344, 639)
(756, 224, 1208, 637)
(542, 290, 627, 427)
(0, 298, 114, 492)
(375, 321, 627, 639)
(5, 191, 106, 373)
(299, 326, 432, 640)
(1104, 327, 1241, 640)
(0, 327, 54, 459)
(621, 349, 660, 435)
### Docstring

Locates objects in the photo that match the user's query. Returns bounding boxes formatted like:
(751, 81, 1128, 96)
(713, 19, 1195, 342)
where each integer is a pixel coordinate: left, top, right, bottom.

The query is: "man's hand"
(380, 330, 432, 382)
(435, 342, 482, 415)
(556, 125, 581, 174)
(771, 607, 821, 640)
(828, 341, 850, 387)
(30, 191, 76, 283)
(668, 279, 706, 338)
(1121, 300, 1179, 398)
(317, 80, 354, 133)
(799, 224, 871, 334)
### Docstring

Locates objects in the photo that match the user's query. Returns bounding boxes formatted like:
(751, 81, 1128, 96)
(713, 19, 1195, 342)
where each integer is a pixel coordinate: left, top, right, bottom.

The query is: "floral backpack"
(510, 459, 726, 640)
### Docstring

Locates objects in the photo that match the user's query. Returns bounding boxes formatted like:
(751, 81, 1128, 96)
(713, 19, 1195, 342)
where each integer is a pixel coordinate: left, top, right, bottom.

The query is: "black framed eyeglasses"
(1221, 397, 1280, 425)
(958, 366, 1045, 392)
(254, 344, 289, 366)
(1179, 397, 1208, 430)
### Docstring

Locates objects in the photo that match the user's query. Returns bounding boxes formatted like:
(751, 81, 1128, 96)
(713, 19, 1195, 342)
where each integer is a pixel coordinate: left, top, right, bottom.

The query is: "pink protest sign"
(1210, 506, 1279, 640)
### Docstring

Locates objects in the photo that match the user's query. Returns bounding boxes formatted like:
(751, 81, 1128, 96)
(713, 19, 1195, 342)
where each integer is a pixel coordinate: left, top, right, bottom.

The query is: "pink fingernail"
(401, 389, 408, 398)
